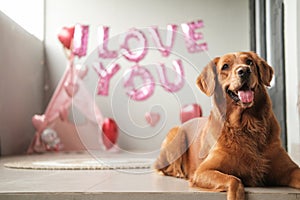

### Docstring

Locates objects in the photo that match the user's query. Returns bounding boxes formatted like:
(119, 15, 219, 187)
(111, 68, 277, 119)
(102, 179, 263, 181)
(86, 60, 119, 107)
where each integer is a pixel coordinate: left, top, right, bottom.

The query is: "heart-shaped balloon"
(75, 65, 88, 79)
(59, 105, 69, 121)
(102, 118, 118, 150)
(58, 26, 75, 49)
(145, 112, 160, 127)
(32, 114, 46, 131)
(180, 103, 202, 123)
(64, 82, 79, 97)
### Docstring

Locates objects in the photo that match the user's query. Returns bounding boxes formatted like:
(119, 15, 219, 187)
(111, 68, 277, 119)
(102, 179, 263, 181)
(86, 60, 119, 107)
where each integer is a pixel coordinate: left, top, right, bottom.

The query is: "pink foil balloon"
(180, 103, 202, 123)
(145, 112, 160, 127)
(93, 62, 120, 96)
(98, 26, 118, 59)
(72, 24, 89, 57)
(75, 64, 88, 80)
(123, 65, 155, 101)
(59, 104, 69, 121)
(64, 82, 79, 97)
(181, 20, 208, 53)
(120, 29, 148, 63)
(156, 59, 185, 92)
(32, 114, 46, 132)
(148, 24, 177, 57)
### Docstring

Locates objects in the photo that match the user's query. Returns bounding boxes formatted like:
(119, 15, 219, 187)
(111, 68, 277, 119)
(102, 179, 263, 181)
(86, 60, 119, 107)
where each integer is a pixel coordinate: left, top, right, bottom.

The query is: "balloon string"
(69, 53, 75, 85)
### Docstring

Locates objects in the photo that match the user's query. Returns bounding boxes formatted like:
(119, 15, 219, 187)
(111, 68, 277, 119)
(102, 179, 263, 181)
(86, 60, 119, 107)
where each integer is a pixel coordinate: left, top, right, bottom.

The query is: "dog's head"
(197, 52, 273, 109)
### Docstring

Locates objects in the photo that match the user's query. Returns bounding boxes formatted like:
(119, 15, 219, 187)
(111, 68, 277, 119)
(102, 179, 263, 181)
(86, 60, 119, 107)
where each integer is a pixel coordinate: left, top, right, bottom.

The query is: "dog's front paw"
(227, 176, 245, 200)
(288, 168, 300, 188)
(190, 171, 245, 200)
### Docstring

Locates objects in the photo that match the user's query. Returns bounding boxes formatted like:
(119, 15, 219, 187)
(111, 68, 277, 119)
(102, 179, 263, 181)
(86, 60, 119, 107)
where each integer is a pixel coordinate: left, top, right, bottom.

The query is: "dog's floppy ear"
(257, 59, 274, 86)
(197, 57, 219, 96)
(251, 52, 274, 86)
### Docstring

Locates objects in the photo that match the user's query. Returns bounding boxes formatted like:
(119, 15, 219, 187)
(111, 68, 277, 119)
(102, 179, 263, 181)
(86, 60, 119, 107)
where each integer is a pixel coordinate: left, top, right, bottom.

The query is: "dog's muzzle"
(237, 66, 251, 80)
(227, 66, 254, 105)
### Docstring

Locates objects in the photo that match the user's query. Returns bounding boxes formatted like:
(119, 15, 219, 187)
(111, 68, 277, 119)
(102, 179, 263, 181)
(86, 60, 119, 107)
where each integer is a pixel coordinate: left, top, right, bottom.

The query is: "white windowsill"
(0, 152, 299, 200)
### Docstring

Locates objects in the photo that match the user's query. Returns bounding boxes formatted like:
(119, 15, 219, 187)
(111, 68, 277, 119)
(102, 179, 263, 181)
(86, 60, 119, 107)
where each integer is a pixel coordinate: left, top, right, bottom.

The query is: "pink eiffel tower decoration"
(28, 25, 105, 153)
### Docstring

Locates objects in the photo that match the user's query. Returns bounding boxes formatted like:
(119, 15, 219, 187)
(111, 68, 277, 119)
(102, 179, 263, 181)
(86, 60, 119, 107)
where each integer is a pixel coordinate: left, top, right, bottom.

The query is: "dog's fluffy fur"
(154, 52, 300, 200)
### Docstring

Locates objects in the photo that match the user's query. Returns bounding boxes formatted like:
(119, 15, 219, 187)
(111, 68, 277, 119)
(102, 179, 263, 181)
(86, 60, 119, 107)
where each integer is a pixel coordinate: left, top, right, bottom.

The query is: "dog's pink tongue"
(238, 90, 254, 103)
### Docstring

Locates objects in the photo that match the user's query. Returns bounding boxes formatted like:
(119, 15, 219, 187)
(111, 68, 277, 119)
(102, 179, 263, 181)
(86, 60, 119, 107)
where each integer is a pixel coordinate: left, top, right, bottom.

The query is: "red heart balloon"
(102, 118, 118, 149)
(58, 26, 75, 49)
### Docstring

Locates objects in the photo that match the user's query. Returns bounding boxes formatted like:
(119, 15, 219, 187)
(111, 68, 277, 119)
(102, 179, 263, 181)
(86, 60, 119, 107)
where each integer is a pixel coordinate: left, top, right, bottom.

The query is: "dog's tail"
(154, 126, 188, 178)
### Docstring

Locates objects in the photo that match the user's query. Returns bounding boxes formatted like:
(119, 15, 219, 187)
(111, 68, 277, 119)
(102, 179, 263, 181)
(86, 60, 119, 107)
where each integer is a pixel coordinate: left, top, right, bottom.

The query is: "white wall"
(284, 0, 300, 163)
(0, 10, 44, 155)
(45, 0, 249, 153)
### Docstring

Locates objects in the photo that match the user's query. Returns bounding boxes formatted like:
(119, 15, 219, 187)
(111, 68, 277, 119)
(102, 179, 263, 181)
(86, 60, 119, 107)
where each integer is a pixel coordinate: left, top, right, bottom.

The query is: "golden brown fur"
(154, 52, 300, 200)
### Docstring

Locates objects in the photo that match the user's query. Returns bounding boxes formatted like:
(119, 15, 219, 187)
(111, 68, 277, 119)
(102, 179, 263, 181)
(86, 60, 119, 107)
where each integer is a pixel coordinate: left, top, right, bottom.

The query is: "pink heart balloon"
(32, 114, 46, 131)
(76, 65, 88, 79)
(180, 103, 202, 123)
(64, 82, 79, 97)
(59, 106, 69, 121)
(145, 112, 160, 127)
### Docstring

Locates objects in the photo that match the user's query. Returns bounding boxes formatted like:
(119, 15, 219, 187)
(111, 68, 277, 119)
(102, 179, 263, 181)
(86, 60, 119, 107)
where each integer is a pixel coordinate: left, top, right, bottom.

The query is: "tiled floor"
(0, 152, 300, 200)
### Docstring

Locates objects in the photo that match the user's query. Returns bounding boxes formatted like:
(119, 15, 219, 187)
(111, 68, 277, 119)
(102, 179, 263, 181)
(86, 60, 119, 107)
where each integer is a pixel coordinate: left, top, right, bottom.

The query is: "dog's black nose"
(237, 67, 251, 78)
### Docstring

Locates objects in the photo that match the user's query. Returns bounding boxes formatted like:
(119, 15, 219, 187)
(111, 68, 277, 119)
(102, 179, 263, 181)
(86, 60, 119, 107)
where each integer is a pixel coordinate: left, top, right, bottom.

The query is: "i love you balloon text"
(93, 20, 207, 101)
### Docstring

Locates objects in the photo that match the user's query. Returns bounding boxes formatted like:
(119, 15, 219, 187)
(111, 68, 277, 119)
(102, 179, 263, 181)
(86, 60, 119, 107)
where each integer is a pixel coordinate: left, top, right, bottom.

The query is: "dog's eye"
(246, 59, 253, 65)
(221, 64, 229, 70)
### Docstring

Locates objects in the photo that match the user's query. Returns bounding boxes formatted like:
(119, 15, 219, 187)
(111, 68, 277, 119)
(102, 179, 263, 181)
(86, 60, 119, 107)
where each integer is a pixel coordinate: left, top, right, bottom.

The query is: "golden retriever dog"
(154, 52, 300, 200)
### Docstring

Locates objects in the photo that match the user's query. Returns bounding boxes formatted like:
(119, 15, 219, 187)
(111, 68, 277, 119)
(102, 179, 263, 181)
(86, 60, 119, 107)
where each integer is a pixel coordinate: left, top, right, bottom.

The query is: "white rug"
(4, 158, 154, 170)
